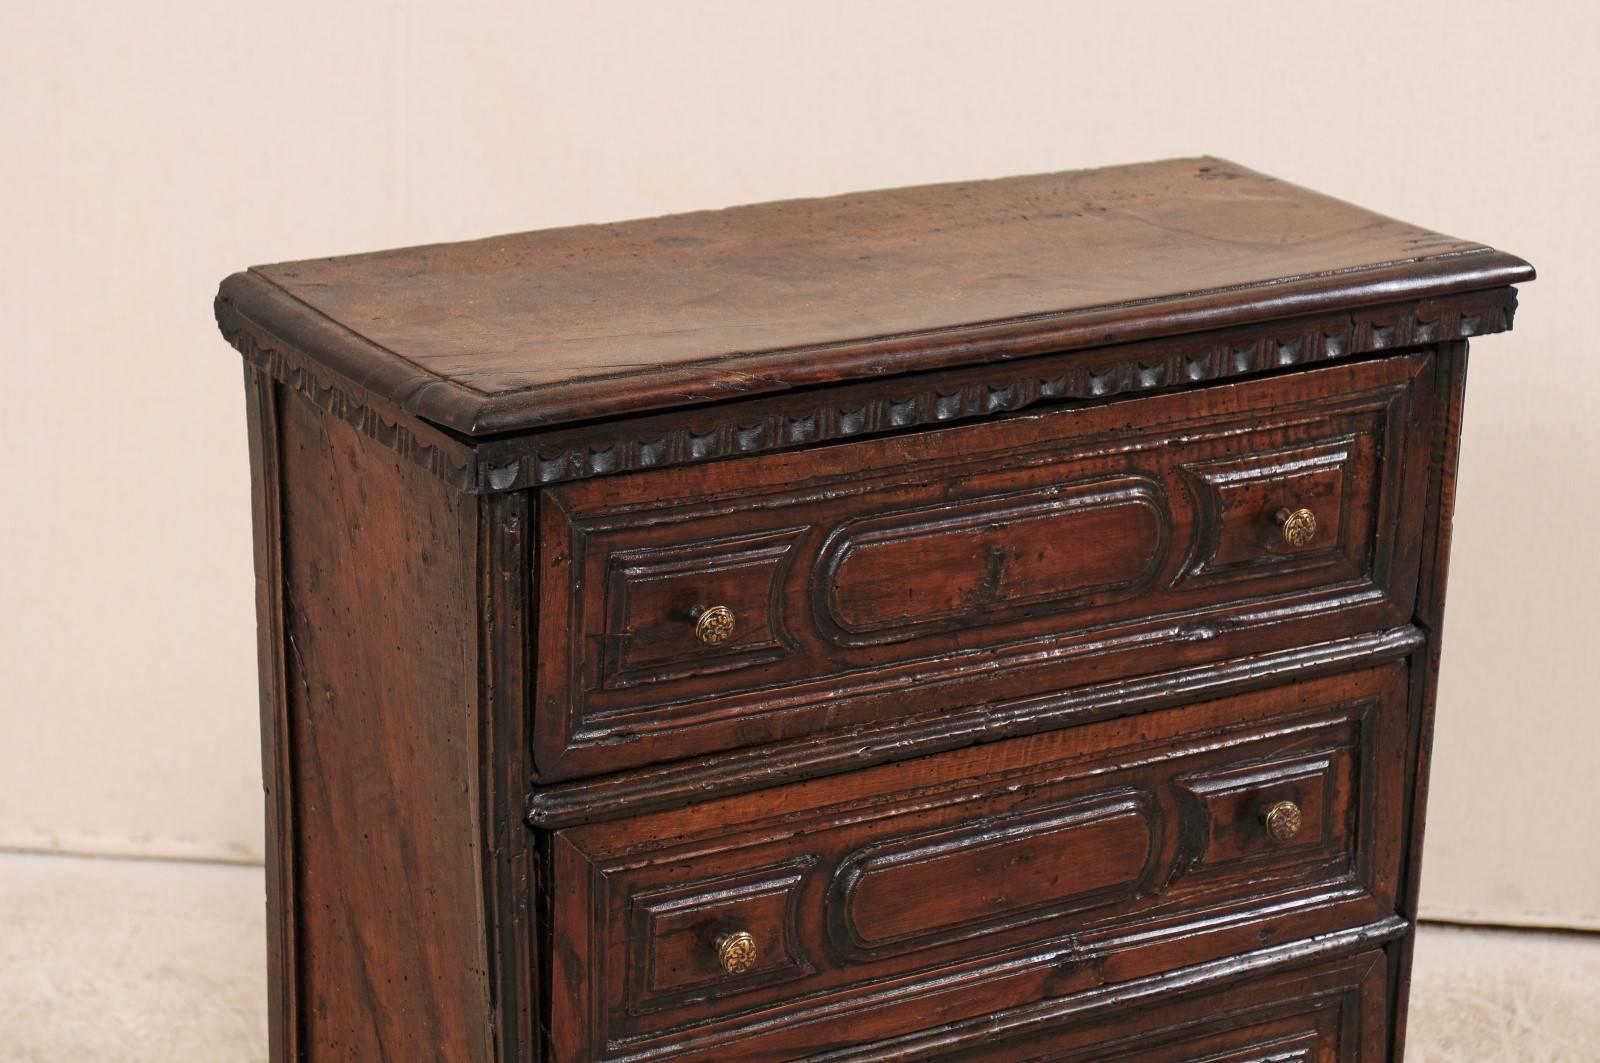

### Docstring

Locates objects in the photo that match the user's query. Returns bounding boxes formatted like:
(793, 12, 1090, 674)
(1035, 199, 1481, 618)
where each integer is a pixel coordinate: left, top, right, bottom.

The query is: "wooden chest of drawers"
(215, 158, 1532, 1061)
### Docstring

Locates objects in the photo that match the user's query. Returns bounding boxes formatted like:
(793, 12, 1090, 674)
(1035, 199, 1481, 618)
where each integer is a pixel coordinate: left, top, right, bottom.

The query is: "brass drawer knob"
(715, 931, 758, 975)
(1276, 507, 1318, 548)
(693, 604, 736, 646)
(1263, 800, 1303, 843)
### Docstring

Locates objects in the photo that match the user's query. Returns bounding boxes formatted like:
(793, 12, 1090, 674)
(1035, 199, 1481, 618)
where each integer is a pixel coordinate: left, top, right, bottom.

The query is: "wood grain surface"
(216, 157, 1530, 434)
(533, 354, 1435, 779)
(275, 386, 491, 1058)
(221, 159, 1533, 1060)
(549, 666, 1408, 1061)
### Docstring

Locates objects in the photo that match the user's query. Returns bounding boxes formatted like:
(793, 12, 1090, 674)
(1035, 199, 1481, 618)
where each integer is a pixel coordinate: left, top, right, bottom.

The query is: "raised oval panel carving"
(537, 354, 1433, 781)
(816, 477, 1168, 645)
(828, 792, 1160, 960)
(547, 666, 1408, 1060)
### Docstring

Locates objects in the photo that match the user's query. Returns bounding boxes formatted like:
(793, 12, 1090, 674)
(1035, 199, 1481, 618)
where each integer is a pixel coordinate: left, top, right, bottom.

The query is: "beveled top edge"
(216, 158, 1533, 436)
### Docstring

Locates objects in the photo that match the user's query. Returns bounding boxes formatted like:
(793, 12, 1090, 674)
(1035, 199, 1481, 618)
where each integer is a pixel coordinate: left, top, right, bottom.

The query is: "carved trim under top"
(218, 312, 478, 491)
(477, 288, 1517, 492)
(222, 286, 1515, 493)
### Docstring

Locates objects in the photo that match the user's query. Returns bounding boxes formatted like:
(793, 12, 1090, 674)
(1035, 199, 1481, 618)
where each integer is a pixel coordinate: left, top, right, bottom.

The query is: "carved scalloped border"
(480, 287, 1516, 492)
(218, 309, 477, 491)
(221, 287, 1515, 494)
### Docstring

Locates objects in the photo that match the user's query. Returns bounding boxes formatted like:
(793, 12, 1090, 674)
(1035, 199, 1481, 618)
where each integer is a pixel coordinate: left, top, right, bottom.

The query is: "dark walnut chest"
(215, 158, 1533, 1062)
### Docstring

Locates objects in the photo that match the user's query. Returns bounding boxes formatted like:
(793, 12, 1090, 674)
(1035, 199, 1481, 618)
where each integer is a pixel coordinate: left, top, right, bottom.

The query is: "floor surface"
(0, 851, 1594, 1060)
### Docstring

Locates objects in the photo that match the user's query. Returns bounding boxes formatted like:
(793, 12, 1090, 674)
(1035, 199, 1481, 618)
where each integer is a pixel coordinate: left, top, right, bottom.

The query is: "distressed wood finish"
(215, 157, 1528, 436)
(219, 159, 1530, 1060)
(535, 355, 1434, 779)
(523, 627, 1424, 830)
(550, 666, 1408, 1061)
(272, 385, 491, 1056)
(889, 947, 1393, 1062)
(217, 281, 1517, 495)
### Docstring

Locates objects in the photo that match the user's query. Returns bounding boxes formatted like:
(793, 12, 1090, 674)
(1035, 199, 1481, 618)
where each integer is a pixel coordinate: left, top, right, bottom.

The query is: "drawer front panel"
(924, 949, 1390, 1062)
(536, 355, 1434, 778)
(548, 665, 1408, 1061)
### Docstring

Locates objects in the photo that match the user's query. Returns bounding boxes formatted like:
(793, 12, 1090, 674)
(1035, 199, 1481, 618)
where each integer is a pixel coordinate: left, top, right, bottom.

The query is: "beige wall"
(2, 1, 1594, 925)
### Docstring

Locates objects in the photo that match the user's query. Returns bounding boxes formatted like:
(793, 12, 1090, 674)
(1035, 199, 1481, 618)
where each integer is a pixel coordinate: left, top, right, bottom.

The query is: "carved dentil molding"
(218, 310, 477, 491)
(222, 287, 1516, 494)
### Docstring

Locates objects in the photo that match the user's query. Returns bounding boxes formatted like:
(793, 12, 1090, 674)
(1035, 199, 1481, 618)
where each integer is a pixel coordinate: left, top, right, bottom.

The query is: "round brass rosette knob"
(715, 931, 758, 975)
(1263, 800, 1304, 844)
(693, 604, 736, 646)
(1276, 507, 1318, 548)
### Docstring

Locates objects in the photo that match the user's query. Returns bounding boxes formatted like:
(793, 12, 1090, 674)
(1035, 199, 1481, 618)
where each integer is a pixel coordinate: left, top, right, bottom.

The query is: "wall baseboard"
(0, 833, 264, 869)
(1419, 908, 1600, 935)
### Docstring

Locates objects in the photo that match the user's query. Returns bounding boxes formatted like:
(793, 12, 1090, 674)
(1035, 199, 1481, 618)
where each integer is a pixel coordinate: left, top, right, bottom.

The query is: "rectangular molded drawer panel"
(547, 664, 1409, 1061)
(918, 949, 1390, 1062)
(535, 354, 1435, 779)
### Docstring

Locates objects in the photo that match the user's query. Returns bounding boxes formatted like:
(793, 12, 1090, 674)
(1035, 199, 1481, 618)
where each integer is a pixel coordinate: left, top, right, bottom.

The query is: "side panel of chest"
(258, 380, 494, 1060)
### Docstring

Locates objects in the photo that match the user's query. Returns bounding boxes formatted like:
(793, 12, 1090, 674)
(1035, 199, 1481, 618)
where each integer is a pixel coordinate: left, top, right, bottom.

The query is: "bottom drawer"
(550, 663, 1409, 1061)
(919, 948, 1391, 1062)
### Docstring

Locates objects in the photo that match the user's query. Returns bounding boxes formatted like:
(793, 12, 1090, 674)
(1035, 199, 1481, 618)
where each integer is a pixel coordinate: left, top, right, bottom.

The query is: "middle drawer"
(548, 662, 1409, 1062)
(535, 354, 1434, 778)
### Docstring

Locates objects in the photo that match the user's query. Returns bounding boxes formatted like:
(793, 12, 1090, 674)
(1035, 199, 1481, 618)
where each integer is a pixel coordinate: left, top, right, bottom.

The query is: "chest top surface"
(215, 157, 1530, 436)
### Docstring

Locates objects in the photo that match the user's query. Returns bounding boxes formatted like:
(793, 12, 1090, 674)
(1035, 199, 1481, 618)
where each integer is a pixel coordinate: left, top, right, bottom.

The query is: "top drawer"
(535, 353, 1436, 778)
